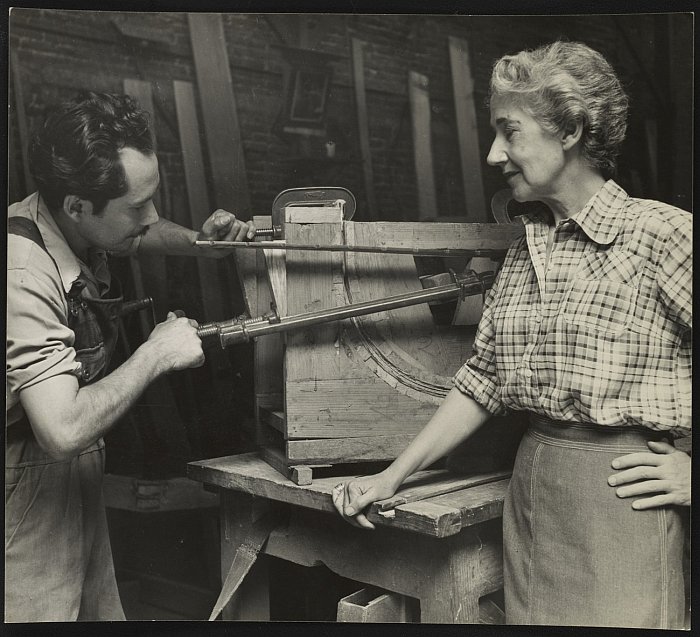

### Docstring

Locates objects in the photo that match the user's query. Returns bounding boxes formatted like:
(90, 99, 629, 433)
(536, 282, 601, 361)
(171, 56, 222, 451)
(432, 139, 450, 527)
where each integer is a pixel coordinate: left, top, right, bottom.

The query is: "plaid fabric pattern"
(454, 180, 692, 436)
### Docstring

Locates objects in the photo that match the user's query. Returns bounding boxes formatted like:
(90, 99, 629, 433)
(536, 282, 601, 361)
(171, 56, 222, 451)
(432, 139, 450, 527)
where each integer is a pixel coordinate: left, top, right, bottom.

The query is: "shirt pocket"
(562, 278, 638, 335)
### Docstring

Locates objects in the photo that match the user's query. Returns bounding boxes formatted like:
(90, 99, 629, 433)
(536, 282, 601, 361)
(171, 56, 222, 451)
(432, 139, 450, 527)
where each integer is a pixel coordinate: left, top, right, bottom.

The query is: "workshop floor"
(118, 579, 190, 620)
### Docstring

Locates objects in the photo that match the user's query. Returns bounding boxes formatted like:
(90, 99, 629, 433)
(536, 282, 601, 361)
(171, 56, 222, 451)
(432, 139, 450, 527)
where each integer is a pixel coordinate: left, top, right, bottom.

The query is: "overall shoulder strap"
(8, 216, 48, 252)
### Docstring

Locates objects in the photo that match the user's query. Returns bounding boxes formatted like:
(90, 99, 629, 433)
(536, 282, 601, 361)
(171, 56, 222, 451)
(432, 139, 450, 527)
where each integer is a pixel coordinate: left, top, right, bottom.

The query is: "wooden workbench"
(188, 452, 509, 623)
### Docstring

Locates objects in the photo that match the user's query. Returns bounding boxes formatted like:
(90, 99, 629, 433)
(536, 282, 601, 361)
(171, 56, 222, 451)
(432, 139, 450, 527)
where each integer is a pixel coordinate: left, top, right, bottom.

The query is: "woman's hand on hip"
(608, 440, 691, 508)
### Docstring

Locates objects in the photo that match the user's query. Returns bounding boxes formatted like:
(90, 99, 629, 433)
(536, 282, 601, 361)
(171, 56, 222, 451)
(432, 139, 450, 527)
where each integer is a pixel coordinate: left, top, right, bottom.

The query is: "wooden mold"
(245, 207, 523, 484)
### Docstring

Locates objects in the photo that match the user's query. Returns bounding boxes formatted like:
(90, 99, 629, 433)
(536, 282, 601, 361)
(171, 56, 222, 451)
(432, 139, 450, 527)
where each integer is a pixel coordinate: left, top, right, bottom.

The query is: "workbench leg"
(417, 532, 481, 623)
(219, 490, 271, 620)
(263, 508, 501, 624)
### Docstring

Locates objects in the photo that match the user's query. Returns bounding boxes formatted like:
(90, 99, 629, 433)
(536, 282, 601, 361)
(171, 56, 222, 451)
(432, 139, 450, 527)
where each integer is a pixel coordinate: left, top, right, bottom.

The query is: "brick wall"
(9, 10, 693, 218)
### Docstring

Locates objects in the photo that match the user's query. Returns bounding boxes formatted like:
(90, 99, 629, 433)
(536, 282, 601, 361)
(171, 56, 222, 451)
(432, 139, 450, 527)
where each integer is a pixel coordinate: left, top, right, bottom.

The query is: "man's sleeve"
(7, 241, 81, 395)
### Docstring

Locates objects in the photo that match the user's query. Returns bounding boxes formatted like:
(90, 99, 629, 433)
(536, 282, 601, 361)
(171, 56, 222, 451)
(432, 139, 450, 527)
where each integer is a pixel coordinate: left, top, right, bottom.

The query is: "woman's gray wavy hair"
(489, 41, 629, 178)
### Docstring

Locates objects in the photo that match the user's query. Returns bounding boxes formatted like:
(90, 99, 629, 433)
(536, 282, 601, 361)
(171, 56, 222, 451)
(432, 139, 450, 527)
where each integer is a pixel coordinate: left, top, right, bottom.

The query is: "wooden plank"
(374, 469, 510, 511)
(10, 50, 35, 196)
(285, 434, 414, 464)
(349, 221, 522, 251)
(252, 216, 284, 446)
(187, 13, 257, 314)
(374, 480, 509, 537)
(187, 13, 251, 213)
(408, 71, 437, 220)
(284, 220, 345, 384)
(351, 38, 378, 219)
(285, 379, 436, 438)
(173, 79, 227, 321)
(448, 36, 488, 222)
(188, 453, 507, 537)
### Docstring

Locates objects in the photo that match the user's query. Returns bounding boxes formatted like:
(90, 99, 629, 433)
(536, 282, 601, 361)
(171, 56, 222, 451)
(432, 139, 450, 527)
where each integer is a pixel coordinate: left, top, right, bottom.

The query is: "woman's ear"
(63, 195, 93, 221)
(561, 119, 583, 151)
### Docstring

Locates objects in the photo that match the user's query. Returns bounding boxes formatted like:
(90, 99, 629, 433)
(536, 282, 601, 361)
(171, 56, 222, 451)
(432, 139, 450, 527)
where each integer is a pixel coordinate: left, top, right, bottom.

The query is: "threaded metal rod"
(197, 273, 493, 349)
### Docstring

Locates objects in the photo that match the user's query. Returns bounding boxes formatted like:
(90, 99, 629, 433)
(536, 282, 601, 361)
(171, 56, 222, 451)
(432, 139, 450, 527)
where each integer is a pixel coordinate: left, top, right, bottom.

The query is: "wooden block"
(259, 446, 330, 485)
(337, 587, 416, 623)
(285, 204, 344, 224)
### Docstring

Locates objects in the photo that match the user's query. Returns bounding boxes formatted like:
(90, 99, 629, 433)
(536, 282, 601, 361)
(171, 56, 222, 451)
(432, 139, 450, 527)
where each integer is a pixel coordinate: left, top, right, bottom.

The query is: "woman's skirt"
(503, 414, 687, 628)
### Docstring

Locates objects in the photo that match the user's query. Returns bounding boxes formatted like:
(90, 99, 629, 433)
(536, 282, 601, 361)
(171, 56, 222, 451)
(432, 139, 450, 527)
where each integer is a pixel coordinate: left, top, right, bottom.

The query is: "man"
(6, 91, 255, 621)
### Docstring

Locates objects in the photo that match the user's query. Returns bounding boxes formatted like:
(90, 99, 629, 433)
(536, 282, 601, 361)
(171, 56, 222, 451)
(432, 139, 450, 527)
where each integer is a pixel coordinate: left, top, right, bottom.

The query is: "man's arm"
(137, 210, 255, 257)
(20, 312, 204, 461)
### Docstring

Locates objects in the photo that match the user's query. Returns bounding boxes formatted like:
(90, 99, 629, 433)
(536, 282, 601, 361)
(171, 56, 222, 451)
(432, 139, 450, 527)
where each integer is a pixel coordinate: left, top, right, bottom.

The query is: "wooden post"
(351, 38, 378, 219)
(408, 71, 438, 220)
(448, 36, 488, 222)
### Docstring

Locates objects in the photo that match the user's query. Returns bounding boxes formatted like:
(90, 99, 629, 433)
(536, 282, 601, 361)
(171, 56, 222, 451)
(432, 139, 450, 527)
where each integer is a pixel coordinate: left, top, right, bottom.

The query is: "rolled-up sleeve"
(657, 214, 692, 330)
(6, 242, 80, 400)
(452, 268, 507, 415)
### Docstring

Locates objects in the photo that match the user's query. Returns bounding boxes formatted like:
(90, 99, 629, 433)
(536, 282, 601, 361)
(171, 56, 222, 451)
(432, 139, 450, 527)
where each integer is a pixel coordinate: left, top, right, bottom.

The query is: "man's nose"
(142, 201, 159, 226)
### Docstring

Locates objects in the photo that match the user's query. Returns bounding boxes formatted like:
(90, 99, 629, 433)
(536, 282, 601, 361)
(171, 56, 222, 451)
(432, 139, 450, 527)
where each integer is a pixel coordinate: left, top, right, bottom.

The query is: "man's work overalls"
(5, 217, 126, 621)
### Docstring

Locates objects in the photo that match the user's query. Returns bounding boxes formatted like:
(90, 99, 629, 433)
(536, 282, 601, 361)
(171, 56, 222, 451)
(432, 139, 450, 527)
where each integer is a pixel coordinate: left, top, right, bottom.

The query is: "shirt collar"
(518, 180, 628, 245)
(30, 193, 110, 294)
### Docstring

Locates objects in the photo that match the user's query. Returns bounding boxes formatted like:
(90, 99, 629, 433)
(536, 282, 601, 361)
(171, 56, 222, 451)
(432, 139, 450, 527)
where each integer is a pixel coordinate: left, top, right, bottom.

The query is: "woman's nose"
(487, 137, 507, 167)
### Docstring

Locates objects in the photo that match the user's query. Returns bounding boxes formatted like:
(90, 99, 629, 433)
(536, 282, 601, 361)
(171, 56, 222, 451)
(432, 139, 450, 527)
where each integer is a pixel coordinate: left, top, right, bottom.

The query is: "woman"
(332, 41, 691, 628)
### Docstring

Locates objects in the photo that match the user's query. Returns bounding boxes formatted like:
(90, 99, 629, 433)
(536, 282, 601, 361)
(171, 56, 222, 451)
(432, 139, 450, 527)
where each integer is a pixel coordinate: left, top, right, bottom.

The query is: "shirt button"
(520, 368, 533, 378)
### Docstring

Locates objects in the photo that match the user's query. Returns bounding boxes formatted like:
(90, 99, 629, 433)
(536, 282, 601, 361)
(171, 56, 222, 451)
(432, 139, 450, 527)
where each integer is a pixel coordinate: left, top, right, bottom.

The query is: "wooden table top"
(188, 452, 509, 538)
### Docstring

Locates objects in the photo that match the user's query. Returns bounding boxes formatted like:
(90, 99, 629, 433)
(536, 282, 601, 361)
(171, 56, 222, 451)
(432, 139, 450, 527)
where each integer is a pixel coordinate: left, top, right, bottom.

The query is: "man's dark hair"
(29, 91, 154, 214)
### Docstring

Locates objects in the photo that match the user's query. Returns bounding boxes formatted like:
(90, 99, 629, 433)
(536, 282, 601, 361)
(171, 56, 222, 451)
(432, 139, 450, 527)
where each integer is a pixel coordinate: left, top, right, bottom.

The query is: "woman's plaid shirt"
(453, 180, 692, 437)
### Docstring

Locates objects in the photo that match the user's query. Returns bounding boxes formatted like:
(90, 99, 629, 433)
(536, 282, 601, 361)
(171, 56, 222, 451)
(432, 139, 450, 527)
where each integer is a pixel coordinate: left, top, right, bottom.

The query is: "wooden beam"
(448, 36, 488, 222)
(187, 13, 257, 313)
(187, 13, 251, 215)
(408, 71, 438, 220)
(173, 79, 228, 321)
(351, 38, 378, 219)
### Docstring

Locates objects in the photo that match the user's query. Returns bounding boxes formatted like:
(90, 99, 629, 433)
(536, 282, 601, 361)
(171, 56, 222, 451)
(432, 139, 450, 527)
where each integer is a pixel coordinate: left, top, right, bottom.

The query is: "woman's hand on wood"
(608, 440, 691, 508)
(332, 471, 399, 530)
